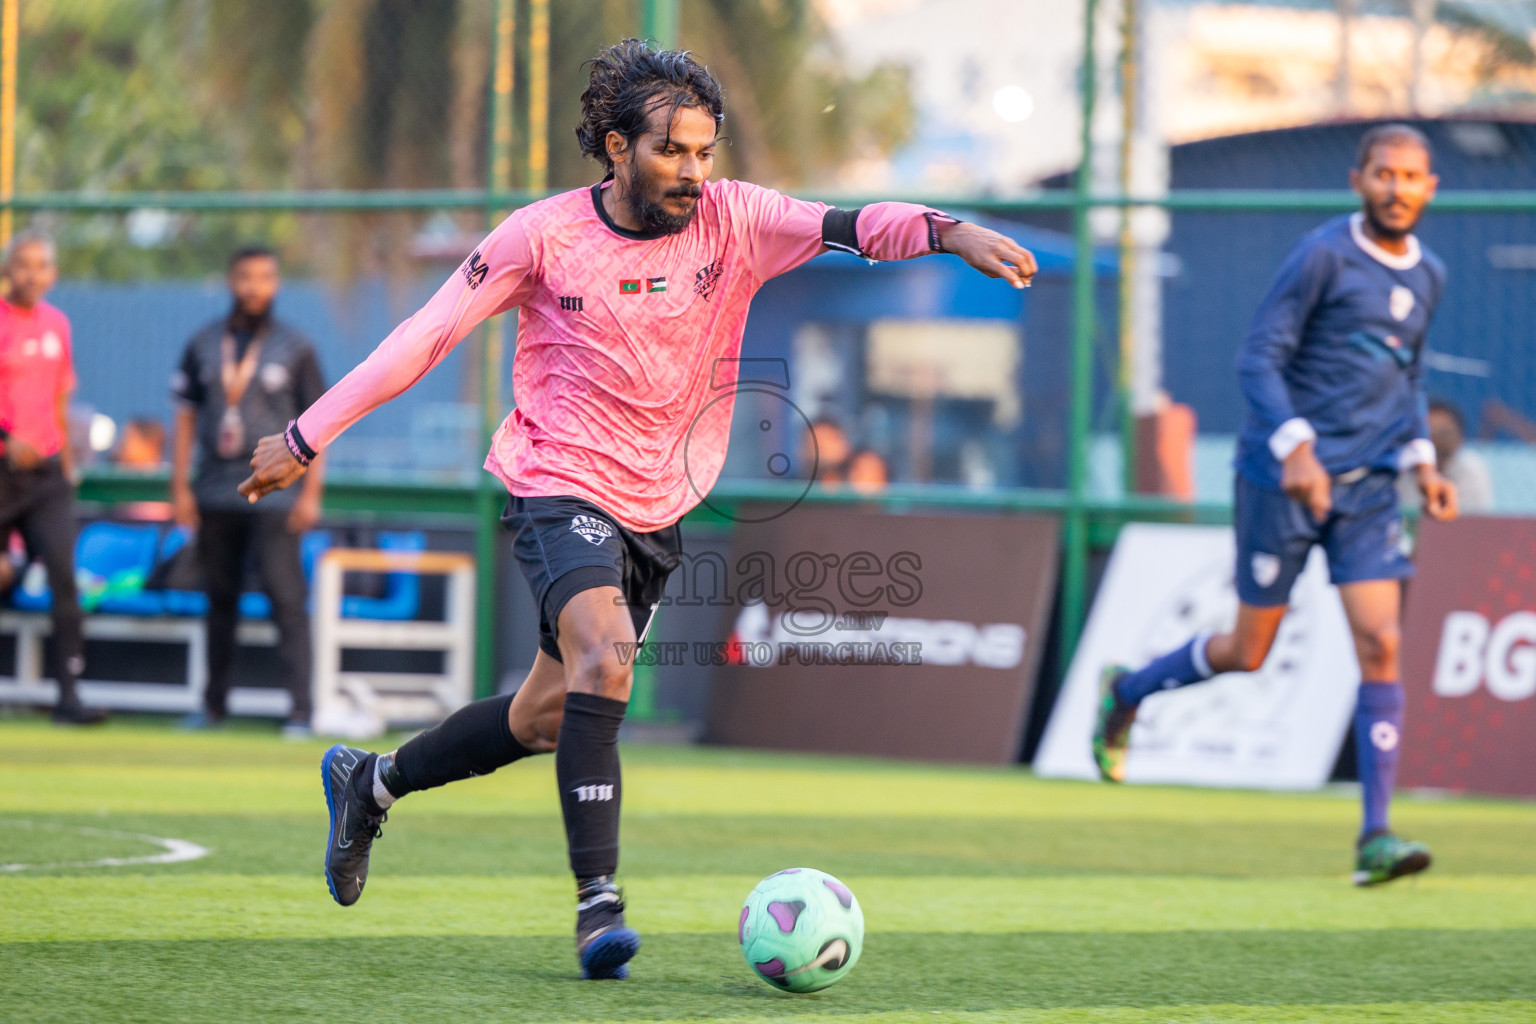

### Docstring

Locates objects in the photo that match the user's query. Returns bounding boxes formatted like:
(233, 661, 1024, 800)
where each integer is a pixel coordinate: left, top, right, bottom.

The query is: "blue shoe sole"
(320, 744, 346, 906)
(580, 928, 640, 980)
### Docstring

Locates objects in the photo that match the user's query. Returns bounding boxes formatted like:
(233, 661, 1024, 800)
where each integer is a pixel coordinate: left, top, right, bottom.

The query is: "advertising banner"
(704, 506, 1058, 763)
(1034, 523, 1358, 789)
(1399, 516, 1536, 798)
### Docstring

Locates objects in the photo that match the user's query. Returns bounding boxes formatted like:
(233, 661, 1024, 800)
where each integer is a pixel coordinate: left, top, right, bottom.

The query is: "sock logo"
(570, 515, 616, 546)
(573, 784, 615, 802)
(1370, 720, 1399, 752)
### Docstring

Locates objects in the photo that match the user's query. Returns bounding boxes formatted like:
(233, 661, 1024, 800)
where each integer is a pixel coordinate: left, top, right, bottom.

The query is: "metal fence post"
(0, 0, 17, 248)
(1061, 0, 1101, 673)
(642, 0, 680, 48)
(474, 0, 517, 700)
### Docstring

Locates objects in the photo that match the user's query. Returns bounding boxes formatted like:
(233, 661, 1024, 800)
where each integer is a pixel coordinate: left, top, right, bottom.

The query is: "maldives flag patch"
(619, 279, 641, 294)
(646, 277, 668, 292)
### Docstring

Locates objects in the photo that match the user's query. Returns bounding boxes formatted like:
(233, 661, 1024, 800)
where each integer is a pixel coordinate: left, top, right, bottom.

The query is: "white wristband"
(1268, 418, 1317, 461)
(1398, 438, 1436, 472)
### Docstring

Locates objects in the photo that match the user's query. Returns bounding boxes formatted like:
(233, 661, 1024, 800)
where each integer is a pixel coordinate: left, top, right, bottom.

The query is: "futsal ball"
(739, 867, 864, 993)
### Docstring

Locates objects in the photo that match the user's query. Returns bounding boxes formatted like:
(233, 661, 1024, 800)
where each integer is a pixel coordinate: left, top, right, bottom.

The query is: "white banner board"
(1034, 523, 1358, 789)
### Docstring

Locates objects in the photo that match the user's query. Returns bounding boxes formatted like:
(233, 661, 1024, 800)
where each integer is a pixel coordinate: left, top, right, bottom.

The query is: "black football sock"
(556, 692, 627, 881)
(381, 692, 538, 803)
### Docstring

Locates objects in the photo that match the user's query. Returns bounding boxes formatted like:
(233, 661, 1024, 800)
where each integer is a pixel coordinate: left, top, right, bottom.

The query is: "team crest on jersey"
(570, 514, 615, 546)
(1389, 285, 1414, 322)
(40, 332, 62, 359)
(694, 258, 724, 300)
(1250, 552, 1281, 589)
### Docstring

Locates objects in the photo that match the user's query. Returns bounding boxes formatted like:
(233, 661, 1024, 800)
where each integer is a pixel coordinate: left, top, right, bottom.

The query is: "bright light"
(992, 85, 1034, 123)
(89, 413, 117, 453)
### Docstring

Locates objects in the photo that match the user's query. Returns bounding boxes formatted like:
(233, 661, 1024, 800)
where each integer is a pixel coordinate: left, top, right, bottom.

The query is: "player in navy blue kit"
(1092, 124, 1459, 886)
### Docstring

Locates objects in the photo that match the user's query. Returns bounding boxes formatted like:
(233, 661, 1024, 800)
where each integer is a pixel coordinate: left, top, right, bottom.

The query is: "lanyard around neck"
(220, 332, 264, 408)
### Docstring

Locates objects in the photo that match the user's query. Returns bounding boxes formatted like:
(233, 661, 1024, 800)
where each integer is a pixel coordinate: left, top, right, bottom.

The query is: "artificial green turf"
(2, 717, 1534, 1023)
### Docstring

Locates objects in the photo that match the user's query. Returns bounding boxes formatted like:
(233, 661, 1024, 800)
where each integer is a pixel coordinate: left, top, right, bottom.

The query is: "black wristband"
(926, 211, 961, 253)
(284, 419, 316, 466)
(821, 207, 865, 257)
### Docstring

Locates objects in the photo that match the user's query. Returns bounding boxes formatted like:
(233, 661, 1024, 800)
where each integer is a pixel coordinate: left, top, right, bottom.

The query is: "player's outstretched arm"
(729, 182, 1036, 287)
(933, 221, 1038, 289)
(238, 215, 536, 502)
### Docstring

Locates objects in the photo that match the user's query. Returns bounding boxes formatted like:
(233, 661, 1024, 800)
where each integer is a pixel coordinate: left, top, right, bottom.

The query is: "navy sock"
(1354, 681, 1404, 839)
(1114, 632, 1215, 706)
(384, 692, 537, 800)
(557, 692, 627, 880)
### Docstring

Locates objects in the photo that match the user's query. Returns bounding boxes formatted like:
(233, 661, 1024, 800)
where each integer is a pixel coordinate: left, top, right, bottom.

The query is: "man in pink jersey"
(239, 40, 1036, 979)
(0, 233, 105, 724)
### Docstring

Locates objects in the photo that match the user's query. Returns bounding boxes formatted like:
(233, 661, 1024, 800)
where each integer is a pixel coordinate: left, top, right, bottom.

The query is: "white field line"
(1, 820, 210, 871)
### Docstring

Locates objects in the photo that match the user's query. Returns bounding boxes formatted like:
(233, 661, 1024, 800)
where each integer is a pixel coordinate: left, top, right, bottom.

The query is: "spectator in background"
(171, 246, 326, 737)
(1427, 399, 1493, 512)
(117, 417, 167, 469)
(0, 233, 104, 724)
(116, 417, 171, 520)
(803, 415, 852, 485)
(846, 448, 889, 494)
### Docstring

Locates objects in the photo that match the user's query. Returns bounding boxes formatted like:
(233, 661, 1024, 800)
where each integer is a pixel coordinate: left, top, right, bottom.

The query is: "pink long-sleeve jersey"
(297, 178, 956, 532)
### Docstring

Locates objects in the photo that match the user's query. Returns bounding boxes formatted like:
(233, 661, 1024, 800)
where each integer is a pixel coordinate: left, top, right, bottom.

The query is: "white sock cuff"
(1190, 630, 1215, 679)
(372, 753, 398, 810)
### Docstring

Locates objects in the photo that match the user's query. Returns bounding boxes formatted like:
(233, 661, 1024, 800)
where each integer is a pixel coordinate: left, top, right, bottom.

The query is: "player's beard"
(1363, 198, 1420, 242)
(621, 171, 701, 235)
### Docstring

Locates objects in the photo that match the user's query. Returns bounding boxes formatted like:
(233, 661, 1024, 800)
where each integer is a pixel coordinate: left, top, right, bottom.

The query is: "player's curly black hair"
(576, 38, 724, 173)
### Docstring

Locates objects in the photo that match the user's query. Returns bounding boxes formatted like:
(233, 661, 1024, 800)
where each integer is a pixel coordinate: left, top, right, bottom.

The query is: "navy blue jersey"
(1233, 213, 1445, 490)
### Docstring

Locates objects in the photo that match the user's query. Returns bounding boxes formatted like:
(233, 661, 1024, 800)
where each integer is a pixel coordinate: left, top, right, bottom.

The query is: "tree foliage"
(14, 0, 914, 279)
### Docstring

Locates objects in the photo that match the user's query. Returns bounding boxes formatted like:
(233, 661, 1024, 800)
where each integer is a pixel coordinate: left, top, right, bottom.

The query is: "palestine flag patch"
(647, 277, 668, 292)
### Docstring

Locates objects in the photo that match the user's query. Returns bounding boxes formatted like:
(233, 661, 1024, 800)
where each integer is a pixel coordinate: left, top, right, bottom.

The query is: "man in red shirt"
(0, 233, 104, 724)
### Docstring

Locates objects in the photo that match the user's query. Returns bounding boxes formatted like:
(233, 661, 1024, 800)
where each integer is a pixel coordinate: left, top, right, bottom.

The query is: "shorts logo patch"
(1370, 720, 1399, 752)
(1389, 285, 1415, 322)
(570, 514, 615, 546)
(1250, 552, 1281, 589)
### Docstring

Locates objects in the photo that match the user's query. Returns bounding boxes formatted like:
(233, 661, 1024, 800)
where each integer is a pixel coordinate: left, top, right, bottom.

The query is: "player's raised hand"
(1281, 441, 1332, 521)
(1417, 466, 1459, 522)
(238, 433, 308, 503)
(936, 222, 1038, 289)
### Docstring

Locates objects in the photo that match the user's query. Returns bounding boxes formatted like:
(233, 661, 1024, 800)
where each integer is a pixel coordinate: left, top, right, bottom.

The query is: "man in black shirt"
(170, 246, 325, 736)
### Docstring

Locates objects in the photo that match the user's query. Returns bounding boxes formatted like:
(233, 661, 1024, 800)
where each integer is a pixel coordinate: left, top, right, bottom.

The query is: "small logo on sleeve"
(560, 295, 583, 312)
(462, 250, 490, 289)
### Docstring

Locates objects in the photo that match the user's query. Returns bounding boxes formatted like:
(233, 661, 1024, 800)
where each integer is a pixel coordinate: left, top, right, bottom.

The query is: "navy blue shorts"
(1233, 470, 1411, 607)
(503, 495, 682, 662)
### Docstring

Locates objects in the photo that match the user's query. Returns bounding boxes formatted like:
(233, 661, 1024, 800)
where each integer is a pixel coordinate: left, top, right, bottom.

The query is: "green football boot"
(1091, 666, 1136, 783)
(1353, 831, 1432, 887)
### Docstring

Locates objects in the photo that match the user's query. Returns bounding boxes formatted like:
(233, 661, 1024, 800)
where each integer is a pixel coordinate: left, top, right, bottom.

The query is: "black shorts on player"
(503, 494, 682, 661)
